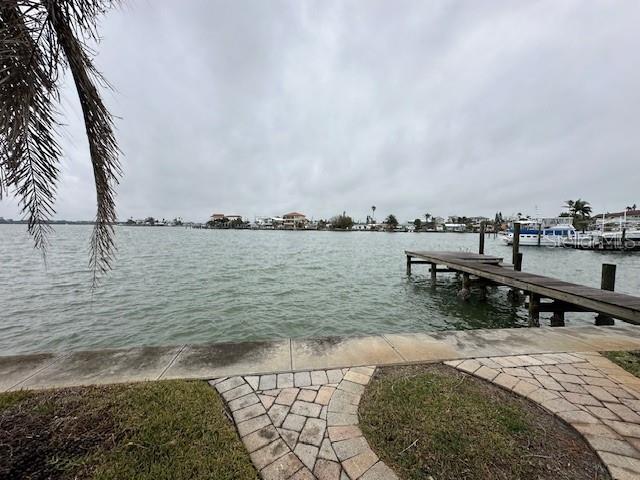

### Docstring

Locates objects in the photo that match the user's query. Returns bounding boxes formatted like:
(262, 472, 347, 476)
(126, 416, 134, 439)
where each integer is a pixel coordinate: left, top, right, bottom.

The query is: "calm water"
(1, 225, 639, 355)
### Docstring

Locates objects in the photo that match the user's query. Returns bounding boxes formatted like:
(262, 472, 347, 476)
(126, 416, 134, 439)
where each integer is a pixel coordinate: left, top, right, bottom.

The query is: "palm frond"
(0, 2, 61, 250)
(45, 0, 121, 286)
(1, 0, 120, 285)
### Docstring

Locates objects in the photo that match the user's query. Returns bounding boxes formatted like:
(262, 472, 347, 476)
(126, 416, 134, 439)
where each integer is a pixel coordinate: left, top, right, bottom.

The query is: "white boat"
(565, 229, 640, 251)
(499, 219, 577, 247)
(564, 211, 640, 251)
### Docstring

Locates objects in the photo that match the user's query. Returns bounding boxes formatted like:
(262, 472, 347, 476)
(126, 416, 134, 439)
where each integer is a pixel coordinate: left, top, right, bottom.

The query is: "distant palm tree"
(371, 205, 376, 223)
(424, 213, 431, 223)
(564, 198, 592, 232)
(385, 214, 398, 231)
(1, 1, 120, 285)
(565, 199, 592, 219)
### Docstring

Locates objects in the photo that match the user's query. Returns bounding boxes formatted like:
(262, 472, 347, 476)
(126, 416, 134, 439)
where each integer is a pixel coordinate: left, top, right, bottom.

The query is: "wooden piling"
(406, 255, 412, 275)
(537, 222, 542, 247)
(430, 263, 437, 282)
(514, 252, 523, 272)
(479, 222, 485, 255)
(458, 273, 471, 301)
(528, 292, 540, 327)
(550, 311, 565, 327)
(512, 222, 520, 267)
(595, 264, 616, 325)
(601, 263, 616, 291)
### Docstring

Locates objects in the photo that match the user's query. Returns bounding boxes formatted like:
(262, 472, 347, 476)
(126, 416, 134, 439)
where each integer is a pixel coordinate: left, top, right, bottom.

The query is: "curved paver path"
(446, 352, 640, 480)
(212, 351, 640, 480)
(210, 366, 398, 480)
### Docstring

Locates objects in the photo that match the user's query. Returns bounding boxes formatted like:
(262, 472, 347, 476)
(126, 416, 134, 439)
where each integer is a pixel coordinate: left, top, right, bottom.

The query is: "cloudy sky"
(2, 0, 640, 223)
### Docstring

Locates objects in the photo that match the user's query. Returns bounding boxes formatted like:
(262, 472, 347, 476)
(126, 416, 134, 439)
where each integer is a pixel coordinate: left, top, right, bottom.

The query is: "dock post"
(528, 293, 540, 327)
(430, 263, 437, 282)
(458, 273, 471, 301)
(537, 223, 542, 247)
(514, 253, 523, 272)
(479, 222, 485, 255)
(595, 264, 616, 325)
(550, 311, 565, 327)
(512, 222, 520, 267)
(406, 255, 412, 275)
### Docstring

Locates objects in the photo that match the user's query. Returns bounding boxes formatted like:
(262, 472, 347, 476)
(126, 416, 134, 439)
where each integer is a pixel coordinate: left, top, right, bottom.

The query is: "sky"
(2, 0, 640, 223)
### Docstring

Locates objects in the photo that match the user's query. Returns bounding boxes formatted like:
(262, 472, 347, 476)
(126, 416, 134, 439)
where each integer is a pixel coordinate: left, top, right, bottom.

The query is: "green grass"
(359, 364, 610, 480)
(602, 350, 640, 377)
(0, 381, 257, 480)
(0, 390, 31, 412)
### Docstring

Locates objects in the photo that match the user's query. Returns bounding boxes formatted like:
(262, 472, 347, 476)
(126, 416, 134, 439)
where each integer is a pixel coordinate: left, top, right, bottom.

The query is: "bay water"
(1, 224, 639, 355)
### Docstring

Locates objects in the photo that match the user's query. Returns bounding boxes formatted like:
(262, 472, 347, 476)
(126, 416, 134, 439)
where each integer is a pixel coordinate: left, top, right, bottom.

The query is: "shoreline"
(3, 324, 640, 392)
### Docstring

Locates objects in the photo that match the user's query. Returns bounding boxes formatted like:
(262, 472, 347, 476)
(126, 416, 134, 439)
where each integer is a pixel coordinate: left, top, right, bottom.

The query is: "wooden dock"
(405, 250, 640, 326)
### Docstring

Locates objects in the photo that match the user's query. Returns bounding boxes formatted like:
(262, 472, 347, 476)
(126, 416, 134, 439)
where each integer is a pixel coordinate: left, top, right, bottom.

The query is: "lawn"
(0, 380, 257, 480)
(359, 364, 610, 480)
(602, 350, 640, 377)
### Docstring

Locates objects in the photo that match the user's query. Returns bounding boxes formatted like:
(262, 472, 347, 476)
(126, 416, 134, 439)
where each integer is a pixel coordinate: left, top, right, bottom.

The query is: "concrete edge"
(2, 325, 640, 391)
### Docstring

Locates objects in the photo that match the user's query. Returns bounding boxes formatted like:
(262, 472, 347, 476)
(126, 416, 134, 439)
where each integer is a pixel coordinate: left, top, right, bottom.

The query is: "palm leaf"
(1, 0, 120, 285)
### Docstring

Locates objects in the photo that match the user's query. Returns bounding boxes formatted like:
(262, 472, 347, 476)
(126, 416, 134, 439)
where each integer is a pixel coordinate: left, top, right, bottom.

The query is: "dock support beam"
(528, 292, 540, 327)
(406, 255, 412, 275)
(595, 263, 616, 326)
(479, 222, 485, 255)
(430, 263, 437, 282)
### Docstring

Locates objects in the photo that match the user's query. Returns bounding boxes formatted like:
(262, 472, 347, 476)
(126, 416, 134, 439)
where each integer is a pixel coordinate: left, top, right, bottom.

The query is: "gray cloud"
(2, 0, 639, 223)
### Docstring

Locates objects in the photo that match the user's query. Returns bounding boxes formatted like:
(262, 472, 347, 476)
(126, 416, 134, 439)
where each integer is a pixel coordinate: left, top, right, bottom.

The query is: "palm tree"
(1, 1, 120, 285)
(424, 213, 431, 223)
(385, 214, 398, 231)
(371, 205, 376, 223)
(565, 199, 592, 219)
(573, 199, 592, 219)
(564, 198, 592, 231)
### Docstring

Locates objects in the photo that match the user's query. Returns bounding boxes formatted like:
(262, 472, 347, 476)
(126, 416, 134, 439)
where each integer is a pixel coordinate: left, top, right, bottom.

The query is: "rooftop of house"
(600, 209, 640, 218)
(283, 212, 306, 217)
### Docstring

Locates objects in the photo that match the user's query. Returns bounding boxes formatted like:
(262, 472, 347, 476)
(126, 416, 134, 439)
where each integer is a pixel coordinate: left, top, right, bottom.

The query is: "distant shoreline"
(0, 221, 478, 233)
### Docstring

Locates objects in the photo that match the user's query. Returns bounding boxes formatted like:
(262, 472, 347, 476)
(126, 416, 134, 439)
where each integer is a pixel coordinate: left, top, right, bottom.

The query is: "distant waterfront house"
(210, 213, 226, 222)
(254, 216, 285, 229)
(444, 223, 467, 232)
(283, 212, 307, 229)
(595, 209, 640, 229)
(226, 215, 243, 222)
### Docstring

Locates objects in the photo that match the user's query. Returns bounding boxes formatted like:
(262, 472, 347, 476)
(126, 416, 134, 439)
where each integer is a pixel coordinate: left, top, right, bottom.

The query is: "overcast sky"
(2, 0, 639, 223)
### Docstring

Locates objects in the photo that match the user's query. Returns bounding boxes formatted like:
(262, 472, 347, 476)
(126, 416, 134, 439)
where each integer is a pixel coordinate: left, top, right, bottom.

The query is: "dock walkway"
(406, 250, 640, 325)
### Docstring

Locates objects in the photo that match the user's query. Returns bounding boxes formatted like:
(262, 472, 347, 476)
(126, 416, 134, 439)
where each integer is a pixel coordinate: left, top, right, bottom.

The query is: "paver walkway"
(446, 352, 640, 480)
(215, 353, 640, 480)
(211, 366, 398, 480)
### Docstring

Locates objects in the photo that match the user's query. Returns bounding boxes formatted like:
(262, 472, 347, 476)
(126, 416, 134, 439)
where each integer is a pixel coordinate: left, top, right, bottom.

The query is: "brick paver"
(211, 366, 397, 479)
(447, 352, 640, 480)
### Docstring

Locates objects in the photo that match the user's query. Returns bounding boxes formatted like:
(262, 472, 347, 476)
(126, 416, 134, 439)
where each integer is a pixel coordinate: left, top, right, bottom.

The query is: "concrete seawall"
(3, 324, 640, 391)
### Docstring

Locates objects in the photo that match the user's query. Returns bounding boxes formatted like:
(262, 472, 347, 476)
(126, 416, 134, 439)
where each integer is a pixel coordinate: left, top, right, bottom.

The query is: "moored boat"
(500, 218, 577, 247)
(564, 229, 640, 251)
